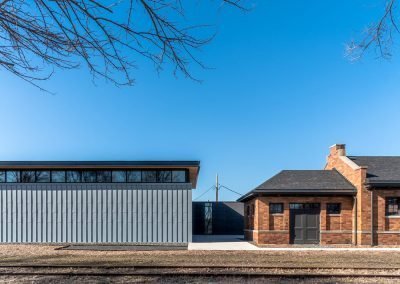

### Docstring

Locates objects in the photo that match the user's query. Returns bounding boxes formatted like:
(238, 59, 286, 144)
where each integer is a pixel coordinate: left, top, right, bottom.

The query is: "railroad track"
(0, 265, 398, 279)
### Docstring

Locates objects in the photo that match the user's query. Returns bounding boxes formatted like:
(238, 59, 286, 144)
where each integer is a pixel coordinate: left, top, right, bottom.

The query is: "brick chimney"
(330, 144, 346, 157)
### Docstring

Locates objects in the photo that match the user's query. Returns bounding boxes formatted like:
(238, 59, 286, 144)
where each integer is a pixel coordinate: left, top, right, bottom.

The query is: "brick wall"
(243, 144, 400, 246)
(374, 189, 400, 245)
(244, 196, 353, 245)
(325, 144, 370, 245)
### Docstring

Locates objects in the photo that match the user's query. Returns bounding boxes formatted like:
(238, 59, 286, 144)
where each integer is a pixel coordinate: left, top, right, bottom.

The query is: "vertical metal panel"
(188, 190, 192, 242)
(132, 189, 137, 242)
(178, 190, 183, 242)
(137, 190, 142, 242)
(167, 190, 172, 242)
(162, 190, 167, 242)
(142, 190, 147, 242)
(127, 189, 132, 242)
(0, 183, 192, 243)
(157, 190, 162, 242)
(182, 190, 188, 243)
(172, 190, 177, 242)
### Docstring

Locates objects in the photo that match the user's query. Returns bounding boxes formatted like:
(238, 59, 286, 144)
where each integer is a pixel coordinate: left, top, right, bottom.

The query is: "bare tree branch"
(346, 0, 399, 61)
(0, 0, 246, 91)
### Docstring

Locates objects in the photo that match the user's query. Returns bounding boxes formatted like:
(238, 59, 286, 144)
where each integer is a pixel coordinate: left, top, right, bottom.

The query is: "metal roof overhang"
(0, 161, 201, 188)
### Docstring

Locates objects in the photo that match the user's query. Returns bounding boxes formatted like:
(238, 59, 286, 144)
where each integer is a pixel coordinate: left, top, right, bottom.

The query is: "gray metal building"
(0, 161, 200, 243)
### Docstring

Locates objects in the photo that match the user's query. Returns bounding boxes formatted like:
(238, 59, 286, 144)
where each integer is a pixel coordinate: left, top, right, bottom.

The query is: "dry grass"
(0, 245, 399, 268)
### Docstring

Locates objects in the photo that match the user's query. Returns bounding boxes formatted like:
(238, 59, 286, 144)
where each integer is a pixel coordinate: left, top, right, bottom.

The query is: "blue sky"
(1, 0, 400, 201)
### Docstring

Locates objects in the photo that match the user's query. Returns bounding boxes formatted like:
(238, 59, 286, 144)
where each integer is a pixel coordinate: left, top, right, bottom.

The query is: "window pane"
(6, 171, 20, 183)
(157, 171, 171, 183)
(112, 171, 126, 183)
(21, 171, 35, 183)
(66, 171, 81, 183)
(36, 171, 50, 183)
(0, 171, 5, 183)
(270, 203, 283, 214)
(82, 171, 96, 183)
(142, 171, 156, 182)
(386, 197, 400, 216)
(204, 202, 212, 234)
(327, 203, 341, 214)
(97, 171, 111, 183)
(172, 170, 186, 182)
(127, 171, 141, 182)
(52, 171, 65, 182)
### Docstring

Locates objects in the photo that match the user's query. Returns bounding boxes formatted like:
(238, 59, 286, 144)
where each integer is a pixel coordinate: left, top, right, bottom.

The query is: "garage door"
(289, 203, 320, 244)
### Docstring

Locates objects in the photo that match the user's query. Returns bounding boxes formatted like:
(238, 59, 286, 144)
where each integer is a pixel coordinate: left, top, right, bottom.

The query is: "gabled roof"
(349, 156, 400, 186)
(237, 170, 356, 202)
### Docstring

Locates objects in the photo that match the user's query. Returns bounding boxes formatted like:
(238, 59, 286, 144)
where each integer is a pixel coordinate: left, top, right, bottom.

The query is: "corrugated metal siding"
(0, 183, 192, 243)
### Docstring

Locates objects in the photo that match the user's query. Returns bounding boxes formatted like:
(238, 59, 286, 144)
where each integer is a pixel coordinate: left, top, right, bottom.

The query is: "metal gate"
(192, 202, 244, 235)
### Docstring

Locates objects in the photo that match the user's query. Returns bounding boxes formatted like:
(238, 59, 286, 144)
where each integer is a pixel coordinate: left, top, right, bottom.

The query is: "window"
(127, 171, 141, 182)
(246, 205, 250, 216)
(251, 204, 255, 216)
(289, 203, 320, 210)
(112, 171, 126, 183)
(386, 197, 400, 216)
(142, 171, 157, 182)
(270, 203, 284, 214)
(172, 170, 186, 182)
(82, 171, 96, 183)
(6, 171, 20, 183)
(51, 171, 65, 182)
(327, 203, 341, 214)
(36, 171, 50, 183)
(157, 171, 171, 182)
(97, 171, 111, 183)
(21, 171, 36, 183)
(204, 202, 212, 234)
(0, 168, 189, 183)
(66, 171, 81, 183)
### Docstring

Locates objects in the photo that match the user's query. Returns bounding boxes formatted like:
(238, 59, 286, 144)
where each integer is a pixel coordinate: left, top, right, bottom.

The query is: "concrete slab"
(189, 241, 259, 250)
(189, 235, 400, 251)
(189, 235, 260, 250)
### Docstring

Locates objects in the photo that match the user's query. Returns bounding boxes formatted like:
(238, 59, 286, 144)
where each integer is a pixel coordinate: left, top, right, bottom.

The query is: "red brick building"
(238, 144, 400, 246)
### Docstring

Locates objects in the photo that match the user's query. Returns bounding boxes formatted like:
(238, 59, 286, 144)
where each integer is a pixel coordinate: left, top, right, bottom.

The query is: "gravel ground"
(0, 244, 399, 268)
(0, 245, 399, 283)
(0, 275, 399, 283)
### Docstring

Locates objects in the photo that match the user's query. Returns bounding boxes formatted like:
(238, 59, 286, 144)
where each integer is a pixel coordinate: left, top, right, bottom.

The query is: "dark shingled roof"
(349, 156, 400, 185)
(237, 170, 356, 202)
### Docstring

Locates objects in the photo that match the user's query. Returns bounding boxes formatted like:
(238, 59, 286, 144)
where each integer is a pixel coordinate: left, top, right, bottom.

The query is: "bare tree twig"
(0, 0, 246, 91)
(346, 0, 399, 61)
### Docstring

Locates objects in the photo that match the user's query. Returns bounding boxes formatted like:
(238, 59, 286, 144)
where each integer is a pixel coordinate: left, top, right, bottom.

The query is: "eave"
(237, 189, 356, 202)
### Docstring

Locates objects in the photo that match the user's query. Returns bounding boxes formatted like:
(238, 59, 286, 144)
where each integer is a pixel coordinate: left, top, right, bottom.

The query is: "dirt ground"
(0, 275, 398, 284)
(0, 244, 399, 268)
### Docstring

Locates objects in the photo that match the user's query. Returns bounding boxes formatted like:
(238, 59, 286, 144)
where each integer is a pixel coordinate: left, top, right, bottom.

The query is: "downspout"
(353, 195, 357, 246)
(370, 189, 374, 246)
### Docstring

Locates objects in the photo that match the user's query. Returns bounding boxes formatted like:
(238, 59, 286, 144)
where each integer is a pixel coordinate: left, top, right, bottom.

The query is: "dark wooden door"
(290, 208, 320, 244)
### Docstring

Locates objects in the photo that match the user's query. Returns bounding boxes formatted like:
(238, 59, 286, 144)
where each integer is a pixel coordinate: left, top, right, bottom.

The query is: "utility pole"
(216, 173, 219, 204)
